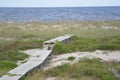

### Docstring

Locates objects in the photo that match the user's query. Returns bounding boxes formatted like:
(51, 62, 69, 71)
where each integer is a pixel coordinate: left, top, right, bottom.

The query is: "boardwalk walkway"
(0, 35, 72, 80)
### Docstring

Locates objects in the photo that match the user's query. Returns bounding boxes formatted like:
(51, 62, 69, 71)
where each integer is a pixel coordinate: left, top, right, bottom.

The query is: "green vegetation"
(6, 73, 22, 76)
(53, 42, 71, 55)
(0, 40, 43, 52)
(0, 61, 17, 77)
(0, 20, 120, 39)
(113, 63, 120, 74)
(0, 39, 44, 76)
(24, 70, 45, 80)
(0, 20, 120, 78)
(0, 51, 29, 76)
(0, 39, 43, 76)
(67, 56, 75, 61)
(24, 59, 119, 80)
(53, 36, 120, 54)
(0, 52, 28, 62)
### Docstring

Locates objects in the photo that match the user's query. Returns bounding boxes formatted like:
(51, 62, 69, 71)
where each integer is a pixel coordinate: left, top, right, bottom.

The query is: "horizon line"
(0, 5, 120, 8)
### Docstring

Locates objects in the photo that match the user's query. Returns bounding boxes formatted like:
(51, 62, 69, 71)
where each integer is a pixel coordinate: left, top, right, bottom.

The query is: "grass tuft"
(67, 56, 75, 61)
(0, 60, 17, 77)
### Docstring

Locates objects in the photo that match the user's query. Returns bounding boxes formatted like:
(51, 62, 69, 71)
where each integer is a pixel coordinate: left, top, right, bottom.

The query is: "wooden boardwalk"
(0, 35, 72, 80)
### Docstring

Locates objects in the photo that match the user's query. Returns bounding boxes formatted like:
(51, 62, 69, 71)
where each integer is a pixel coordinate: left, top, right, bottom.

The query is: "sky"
(0, 0, 120, 7)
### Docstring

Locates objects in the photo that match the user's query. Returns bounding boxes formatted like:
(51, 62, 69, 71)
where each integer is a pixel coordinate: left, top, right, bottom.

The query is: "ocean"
(0, 6, 120, 22)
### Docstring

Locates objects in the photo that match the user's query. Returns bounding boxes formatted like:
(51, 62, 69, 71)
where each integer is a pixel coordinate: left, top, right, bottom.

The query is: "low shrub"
(67, 56, 75, 61)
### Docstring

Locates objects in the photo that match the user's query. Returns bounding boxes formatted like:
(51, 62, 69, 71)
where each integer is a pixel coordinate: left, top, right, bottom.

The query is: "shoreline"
(0, 20, 120, 24)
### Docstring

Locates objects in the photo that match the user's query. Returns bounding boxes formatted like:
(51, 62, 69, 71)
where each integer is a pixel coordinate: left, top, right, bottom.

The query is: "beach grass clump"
(0, 40, 43, 52)
(0, 51, 29, 62)
(14, 40, 43, 50)
(112, 63, 120, 74)
(97, 44, 120, 50)
(22, 34, 36, 39)
(0, 39, 44, 76)
(116, 66, 120, 74)
(0, 60, 17, 77)
(67, 56, 75, 61)
(70, 36, 120, 51)
(24, 70, 46, 80)
(24, 59, 118, 80)
(53, 36, 120, 54)
(0, 51, 28, 76)
(0, 39, 43, 76)
(45, 59, 117, 80)
(0, 60, 17, 69)
(53, 42, 71, 55)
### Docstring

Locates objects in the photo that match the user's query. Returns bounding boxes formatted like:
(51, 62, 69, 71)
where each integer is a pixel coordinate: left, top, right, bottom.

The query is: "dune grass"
(67, 56, 75, 61)
(0, 51, 29, 76)
(53, 36, 120, 54)
(24, 59, 119, 80)
(0, 52, 28, 62)
(0, 61, 17, 77)
(112, 62, 120, 74)
(0, 39, 43, 76)
(0, 20, 120, 39)
(0, 20, 120, 78)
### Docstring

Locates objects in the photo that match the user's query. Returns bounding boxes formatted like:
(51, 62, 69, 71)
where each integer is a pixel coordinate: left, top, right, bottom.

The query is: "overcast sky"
(0, 0, 120, 7)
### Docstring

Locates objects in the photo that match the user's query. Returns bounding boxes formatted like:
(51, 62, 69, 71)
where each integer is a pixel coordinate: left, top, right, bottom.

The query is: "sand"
(44, 50, 120, 70)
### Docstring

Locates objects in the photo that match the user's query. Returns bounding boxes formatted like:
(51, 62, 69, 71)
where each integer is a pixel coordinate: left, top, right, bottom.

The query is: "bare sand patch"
(44, 50, 120, 70)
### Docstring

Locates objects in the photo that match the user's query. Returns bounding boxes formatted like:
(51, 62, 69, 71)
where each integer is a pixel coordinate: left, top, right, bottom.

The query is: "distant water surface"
(0, 7, 120, 22)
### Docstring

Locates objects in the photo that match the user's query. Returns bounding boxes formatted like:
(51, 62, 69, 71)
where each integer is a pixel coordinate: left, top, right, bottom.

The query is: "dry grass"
(0, 20, 120, 39)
